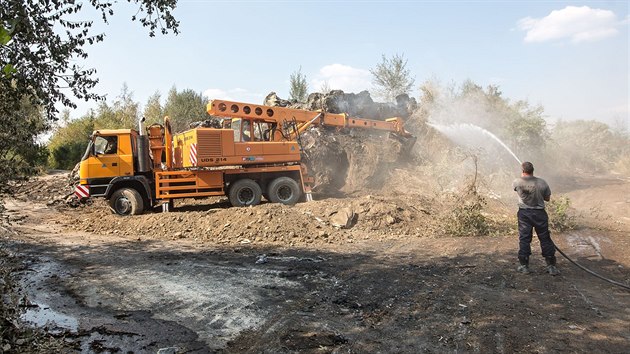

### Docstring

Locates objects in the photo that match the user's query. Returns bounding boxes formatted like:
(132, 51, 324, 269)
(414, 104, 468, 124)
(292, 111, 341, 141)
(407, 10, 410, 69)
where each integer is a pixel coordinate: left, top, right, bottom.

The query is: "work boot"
(517, 256, 531, 274)
(545, 256, 560, 276)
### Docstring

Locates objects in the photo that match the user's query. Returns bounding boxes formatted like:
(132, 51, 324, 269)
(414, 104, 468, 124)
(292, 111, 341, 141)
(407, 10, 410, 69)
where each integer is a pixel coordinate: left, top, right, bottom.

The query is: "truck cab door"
(87, 135, 121, 179)
(232, 118, 263, 156)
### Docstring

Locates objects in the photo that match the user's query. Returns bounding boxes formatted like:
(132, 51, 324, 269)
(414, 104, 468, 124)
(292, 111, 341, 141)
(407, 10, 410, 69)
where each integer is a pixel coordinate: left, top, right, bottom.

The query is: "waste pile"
(264, 90, 417, 120)
(265, 90, 416, 194)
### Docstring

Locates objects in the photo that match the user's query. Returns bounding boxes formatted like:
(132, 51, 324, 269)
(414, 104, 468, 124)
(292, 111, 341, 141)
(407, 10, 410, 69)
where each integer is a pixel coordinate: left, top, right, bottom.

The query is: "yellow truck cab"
(79, 129, 154, 215)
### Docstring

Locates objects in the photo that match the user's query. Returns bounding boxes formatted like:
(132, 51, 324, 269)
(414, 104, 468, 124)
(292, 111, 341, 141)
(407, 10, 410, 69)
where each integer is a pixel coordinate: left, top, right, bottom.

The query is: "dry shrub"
(613, 154, 630, 176)
(547, 196, 576, 231)
(441, 187, 490, 237)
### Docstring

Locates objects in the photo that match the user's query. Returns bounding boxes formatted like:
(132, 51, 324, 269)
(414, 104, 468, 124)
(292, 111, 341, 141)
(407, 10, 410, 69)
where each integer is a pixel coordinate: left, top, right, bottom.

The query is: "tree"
(143, 91, 164, 126)
(370, 53, 415, 102)
(163, 86, 207, 132)
(289, 67, 308, 102)
(1, 0, 179, 183)
(552, 120, 628, 173)
(319, 80, 332, 94)
(0, 97, 48, 190)
(89, 84, 140, 130)
(1, 0, 178, 122)
(47, 111, 95, 170)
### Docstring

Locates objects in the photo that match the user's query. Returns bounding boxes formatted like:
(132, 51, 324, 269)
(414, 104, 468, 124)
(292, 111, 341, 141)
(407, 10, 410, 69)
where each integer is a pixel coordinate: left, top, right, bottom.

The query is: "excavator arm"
(206, 99, 414, 141)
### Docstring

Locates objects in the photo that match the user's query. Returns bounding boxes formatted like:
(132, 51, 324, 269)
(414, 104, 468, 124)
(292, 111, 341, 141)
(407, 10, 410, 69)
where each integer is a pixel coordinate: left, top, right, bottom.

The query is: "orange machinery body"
(171, 128, 300, 168)
(144, 120, 309, 202)
(145, 99, 412, 202)
(206, 99, 412, 139)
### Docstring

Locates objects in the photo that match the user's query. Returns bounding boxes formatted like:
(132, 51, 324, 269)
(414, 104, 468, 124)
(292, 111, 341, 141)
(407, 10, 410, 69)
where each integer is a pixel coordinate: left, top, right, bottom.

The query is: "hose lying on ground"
(556, 245, 630, 290)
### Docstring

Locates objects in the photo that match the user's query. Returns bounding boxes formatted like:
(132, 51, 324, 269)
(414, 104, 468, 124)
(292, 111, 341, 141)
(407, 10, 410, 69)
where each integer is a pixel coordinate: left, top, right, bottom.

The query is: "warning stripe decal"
(190, 143, 198, 166)
(75, 185, 90, 198)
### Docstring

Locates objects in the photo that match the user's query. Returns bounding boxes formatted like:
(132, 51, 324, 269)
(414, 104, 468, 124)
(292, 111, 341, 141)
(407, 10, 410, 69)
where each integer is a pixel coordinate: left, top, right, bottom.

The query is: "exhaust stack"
(136, 116, 152, 173)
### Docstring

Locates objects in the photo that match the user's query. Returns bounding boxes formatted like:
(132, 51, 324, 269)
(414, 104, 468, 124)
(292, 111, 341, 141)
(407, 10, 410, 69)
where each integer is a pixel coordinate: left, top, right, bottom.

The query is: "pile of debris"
(7, 170, 75, 206)
(264, 90, 417, 120)
(265, 91, 416, 194)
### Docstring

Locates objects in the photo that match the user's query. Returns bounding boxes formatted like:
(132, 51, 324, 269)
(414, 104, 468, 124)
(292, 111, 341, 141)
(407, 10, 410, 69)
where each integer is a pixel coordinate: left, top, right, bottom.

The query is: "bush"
(547, 196, 576, 231)
(442, 186, 490, 237)
(47, 113, 93, 170)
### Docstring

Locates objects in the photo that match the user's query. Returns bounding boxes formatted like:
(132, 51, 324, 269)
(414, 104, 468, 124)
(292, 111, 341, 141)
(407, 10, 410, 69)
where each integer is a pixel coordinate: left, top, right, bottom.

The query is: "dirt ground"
(1, 170, 629, 353)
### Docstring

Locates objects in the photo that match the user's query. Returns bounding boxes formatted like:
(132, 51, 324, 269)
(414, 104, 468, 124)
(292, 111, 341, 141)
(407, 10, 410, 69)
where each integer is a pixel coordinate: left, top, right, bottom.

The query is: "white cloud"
(518, 6, 623, 43)
(311, 63, 371, 93)
(203, 88, 233, 101)
(203, 88, 263, 104)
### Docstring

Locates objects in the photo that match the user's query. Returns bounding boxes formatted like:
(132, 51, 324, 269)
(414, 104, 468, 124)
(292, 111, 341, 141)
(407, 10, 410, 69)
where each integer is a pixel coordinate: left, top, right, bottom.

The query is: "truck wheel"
(228, 179, 262, 207)
(109, 188, 144, 216)
(268, 177, 301, 205)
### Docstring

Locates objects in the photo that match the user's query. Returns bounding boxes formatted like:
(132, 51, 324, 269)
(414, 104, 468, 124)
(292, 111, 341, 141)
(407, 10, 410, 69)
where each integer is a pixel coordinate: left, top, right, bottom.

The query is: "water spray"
(427, 122, 522, 164)
(429, 121, 629, 290)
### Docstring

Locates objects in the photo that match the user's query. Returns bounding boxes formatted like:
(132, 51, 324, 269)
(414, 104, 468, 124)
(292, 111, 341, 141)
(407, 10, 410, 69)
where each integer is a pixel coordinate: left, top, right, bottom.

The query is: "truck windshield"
(81, 139, 94, 161)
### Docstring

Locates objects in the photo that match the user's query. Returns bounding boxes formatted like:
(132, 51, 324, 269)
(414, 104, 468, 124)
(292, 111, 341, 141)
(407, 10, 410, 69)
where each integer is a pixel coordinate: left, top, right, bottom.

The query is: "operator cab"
(224, 118, 277, 142)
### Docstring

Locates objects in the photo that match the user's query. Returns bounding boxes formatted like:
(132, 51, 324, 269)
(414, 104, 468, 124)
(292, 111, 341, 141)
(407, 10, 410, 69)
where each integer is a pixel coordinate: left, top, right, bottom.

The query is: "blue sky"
(76, 1, 628, 127)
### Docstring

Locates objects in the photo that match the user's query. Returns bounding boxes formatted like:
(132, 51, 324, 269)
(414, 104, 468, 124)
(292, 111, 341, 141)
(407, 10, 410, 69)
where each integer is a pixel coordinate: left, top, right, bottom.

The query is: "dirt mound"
(55, 195, 432, 246)
(6, 170, 75, 206)
(44, 182, 514, 248)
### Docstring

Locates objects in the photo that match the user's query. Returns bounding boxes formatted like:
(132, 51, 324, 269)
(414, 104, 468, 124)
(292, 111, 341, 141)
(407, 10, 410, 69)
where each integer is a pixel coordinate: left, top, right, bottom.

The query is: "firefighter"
(513, 161, 559, 275)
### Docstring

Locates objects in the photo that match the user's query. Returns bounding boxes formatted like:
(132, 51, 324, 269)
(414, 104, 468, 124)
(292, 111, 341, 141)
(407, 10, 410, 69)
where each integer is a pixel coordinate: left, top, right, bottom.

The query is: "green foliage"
(441, 155, 490, 237)
(0, 0, 178, 185)
(164, 86, 207, 132)
(417, 79, 548, 162)
(370, 53, 415, 102)
(47, 111, 94, 170)
(443, 189, 490, 237)
(0, 97, 48, 191)
(289, 67, 309, 102)
(93, 84, 140, 129)
(504, 101, 548, 158)
(547, 196, 576, 231)
(144, 91, 164, 126)
(45, 84, 212, 170)
(46, 85, 140, 170)
(551, 120, 629, 174)
(1, 0, 179, 123)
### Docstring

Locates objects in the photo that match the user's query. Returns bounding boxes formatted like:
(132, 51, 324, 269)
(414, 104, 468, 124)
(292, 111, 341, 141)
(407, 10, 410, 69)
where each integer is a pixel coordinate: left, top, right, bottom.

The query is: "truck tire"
(268, 177, 301, 205)
(228, 179, 262, 207)
(109, 188, 144, 216)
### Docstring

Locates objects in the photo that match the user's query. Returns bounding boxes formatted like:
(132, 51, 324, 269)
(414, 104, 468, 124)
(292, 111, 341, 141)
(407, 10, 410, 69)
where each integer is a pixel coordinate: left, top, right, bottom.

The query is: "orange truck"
(76, 100, 414, 215)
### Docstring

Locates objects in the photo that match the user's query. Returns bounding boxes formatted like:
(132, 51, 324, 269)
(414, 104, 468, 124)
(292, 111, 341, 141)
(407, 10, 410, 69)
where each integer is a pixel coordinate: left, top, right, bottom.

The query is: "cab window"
(242, 120, 251, 142)
(254, 122, 268, 141)
(95, 136, 118, 155)
(231, 119, 242, 142)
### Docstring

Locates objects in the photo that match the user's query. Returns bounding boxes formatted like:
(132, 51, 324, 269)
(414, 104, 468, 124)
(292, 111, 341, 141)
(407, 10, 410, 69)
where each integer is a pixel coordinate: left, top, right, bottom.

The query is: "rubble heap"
(264, 90, 417, 120)
(265, 91, 416, 194)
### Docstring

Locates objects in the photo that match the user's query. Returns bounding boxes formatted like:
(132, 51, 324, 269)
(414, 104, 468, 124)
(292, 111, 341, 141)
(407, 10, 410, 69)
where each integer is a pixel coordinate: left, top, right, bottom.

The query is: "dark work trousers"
(517, 208, 555, 258)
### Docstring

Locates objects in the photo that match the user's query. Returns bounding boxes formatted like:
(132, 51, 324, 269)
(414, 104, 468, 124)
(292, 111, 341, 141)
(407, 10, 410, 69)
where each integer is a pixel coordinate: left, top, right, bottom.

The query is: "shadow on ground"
(6, 235, 630, 353)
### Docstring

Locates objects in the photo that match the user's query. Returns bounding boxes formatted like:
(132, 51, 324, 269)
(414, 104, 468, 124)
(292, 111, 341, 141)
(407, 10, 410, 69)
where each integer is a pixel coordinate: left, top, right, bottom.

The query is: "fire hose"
(555, 245, 630, 290)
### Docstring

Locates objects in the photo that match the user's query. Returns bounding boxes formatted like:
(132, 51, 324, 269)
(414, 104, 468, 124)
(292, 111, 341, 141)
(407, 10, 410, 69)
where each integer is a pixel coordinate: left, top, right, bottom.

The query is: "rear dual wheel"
(267, 177, 301, 205)
(228, 179, 262, 207)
